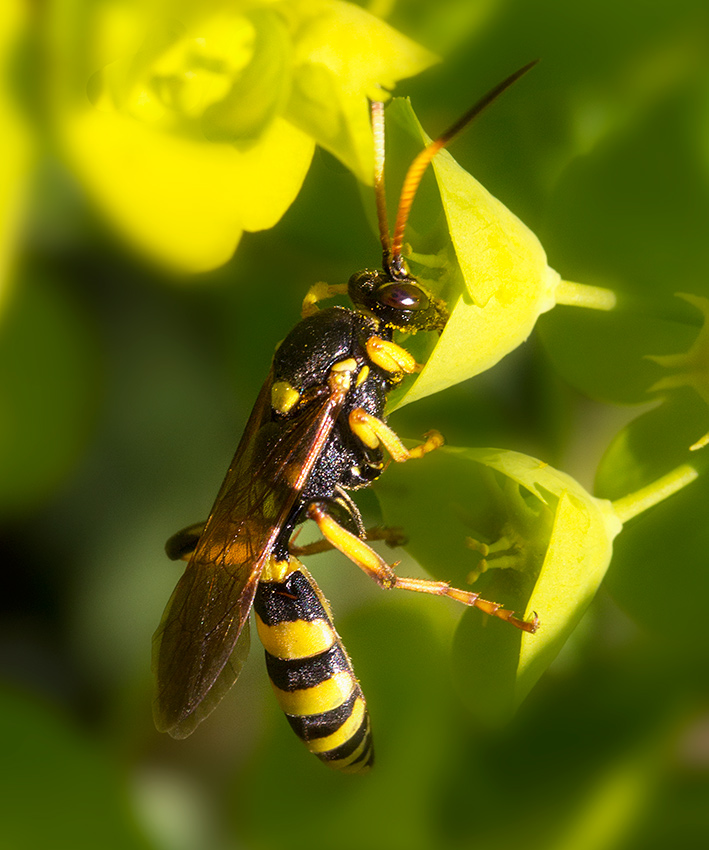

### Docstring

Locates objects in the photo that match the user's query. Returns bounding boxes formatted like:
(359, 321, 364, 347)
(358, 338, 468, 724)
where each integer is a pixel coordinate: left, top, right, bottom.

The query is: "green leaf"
(0, 686, 154, 850)
(647, 294, 709, 448)
(538, 301, 698, 405)
(0, 270, 101, 517)
(596, 391, 709, 646)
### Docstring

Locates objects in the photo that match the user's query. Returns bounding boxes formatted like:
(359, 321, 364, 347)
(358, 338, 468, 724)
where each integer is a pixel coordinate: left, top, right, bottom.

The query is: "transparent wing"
(153, 373, 347, 737)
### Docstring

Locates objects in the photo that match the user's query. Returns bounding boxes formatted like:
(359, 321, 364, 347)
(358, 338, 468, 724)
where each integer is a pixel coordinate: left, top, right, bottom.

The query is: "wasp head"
(348, 269, 448, 333)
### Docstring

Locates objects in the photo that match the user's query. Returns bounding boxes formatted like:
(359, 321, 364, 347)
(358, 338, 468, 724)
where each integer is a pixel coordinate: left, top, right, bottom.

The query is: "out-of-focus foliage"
(648, 293, 709, 448)
(0, 686, 152, 850)
(0, 0, 33, 309)
(47, 0, 435, 271)
(0, 269, 101, 516)
(596, 389, 709, 645)
(2, 1, 709, 850)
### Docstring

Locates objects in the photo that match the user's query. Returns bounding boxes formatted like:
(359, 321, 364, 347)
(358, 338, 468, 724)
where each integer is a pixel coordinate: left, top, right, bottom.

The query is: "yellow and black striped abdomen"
(254, 559, 373, 773)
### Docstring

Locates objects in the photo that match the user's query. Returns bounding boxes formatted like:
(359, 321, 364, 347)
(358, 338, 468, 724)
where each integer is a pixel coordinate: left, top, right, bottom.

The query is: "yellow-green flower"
(376, 443, 697, 723)
(380, 99, 617, 410)
(0, 0, 33, 308)
(50, 0, 435, 271)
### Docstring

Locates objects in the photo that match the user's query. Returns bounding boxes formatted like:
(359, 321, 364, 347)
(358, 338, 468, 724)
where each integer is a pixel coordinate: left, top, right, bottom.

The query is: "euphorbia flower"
(378, 99, 617, 409)
(50, 0, 435, 271)
(376, 444, 697, 722)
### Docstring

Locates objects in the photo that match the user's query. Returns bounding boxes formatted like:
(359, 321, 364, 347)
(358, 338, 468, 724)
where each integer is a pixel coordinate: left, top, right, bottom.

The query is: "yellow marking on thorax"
(271, 380, 300, 415)
(255, 616, 336, 659)
(271, 670, 355, 716)
(331, 357, 358, 374)
(355, 365, 370, 387)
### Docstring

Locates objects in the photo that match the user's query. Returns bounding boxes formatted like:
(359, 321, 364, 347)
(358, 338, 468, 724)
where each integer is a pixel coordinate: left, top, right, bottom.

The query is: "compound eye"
(378, 282, 429, 312)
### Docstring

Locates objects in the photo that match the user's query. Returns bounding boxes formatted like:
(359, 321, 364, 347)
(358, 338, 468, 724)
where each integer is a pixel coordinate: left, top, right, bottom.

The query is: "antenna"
(370, 100, 391, 267)
(382, 60, 538, 279)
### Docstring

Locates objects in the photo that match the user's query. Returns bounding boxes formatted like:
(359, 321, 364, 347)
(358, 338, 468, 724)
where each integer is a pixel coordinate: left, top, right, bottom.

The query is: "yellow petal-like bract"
(0, 0, 33, 310)
(52, 0, 437, 272)
(385, 100, 613, 409)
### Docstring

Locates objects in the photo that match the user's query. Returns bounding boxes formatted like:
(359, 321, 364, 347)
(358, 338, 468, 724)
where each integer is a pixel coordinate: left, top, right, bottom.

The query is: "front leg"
(348, 408, 444, 462)
(300, 282, 348, 317)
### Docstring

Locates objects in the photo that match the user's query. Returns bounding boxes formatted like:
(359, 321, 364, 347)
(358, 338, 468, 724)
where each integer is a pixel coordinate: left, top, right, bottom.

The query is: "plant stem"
(612, 464, 699, 525)
(556, 280, 617, 311)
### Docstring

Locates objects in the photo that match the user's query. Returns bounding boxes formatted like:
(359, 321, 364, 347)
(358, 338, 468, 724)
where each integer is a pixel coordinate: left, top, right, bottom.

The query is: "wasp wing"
(153, 372, 347, 738)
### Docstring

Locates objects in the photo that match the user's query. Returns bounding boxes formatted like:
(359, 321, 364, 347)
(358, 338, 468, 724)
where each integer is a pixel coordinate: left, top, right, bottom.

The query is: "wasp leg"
(306, 503, 538, 634)
(290, 525, 408, 558)
(364, 526, 408, 548)
(301, 282, 349, 318)
(349, 409, 444, 462)
(333, 486, 366, 536)
(290, 487, 405, 557)
(165, 521, 206, 562)
(365, 336, 422, 375)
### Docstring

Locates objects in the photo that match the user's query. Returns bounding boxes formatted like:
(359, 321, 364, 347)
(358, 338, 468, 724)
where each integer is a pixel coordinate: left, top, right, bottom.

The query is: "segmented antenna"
(370, 100, 391, 267)
(382, 60, 538, 279)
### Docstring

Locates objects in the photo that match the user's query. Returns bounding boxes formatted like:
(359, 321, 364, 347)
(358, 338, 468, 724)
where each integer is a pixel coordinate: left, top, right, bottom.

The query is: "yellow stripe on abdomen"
(270, 670, 355, 716)
(307, 696, 366, 754)
(255, 616, 336, 659)
(254, 562, 373, 773)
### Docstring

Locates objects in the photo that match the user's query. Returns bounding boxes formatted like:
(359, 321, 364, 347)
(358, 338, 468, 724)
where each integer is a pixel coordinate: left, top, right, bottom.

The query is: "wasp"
(153, 63, 539, 773)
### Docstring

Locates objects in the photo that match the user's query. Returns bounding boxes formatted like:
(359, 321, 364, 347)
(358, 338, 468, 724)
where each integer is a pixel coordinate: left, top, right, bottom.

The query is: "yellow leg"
(301, 282, 348, 317)
(306, 503, 538, 634)
(349, 408, 444, 461)
(289, 525, 407, 558)
(365, 336, 420, 374)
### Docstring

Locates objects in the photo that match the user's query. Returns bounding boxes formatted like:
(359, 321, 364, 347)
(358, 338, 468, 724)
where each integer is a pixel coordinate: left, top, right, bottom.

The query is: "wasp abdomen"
(254, 563, 373, 773)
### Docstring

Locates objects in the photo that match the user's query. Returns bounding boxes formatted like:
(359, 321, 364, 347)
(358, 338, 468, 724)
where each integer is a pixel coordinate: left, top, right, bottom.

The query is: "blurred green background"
(2, 1, 709, 849)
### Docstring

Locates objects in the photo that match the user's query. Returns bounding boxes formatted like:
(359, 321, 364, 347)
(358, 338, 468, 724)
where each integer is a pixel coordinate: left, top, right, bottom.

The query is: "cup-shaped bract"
(376, 446, 622, 723)
(381, 99, 615, 410)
